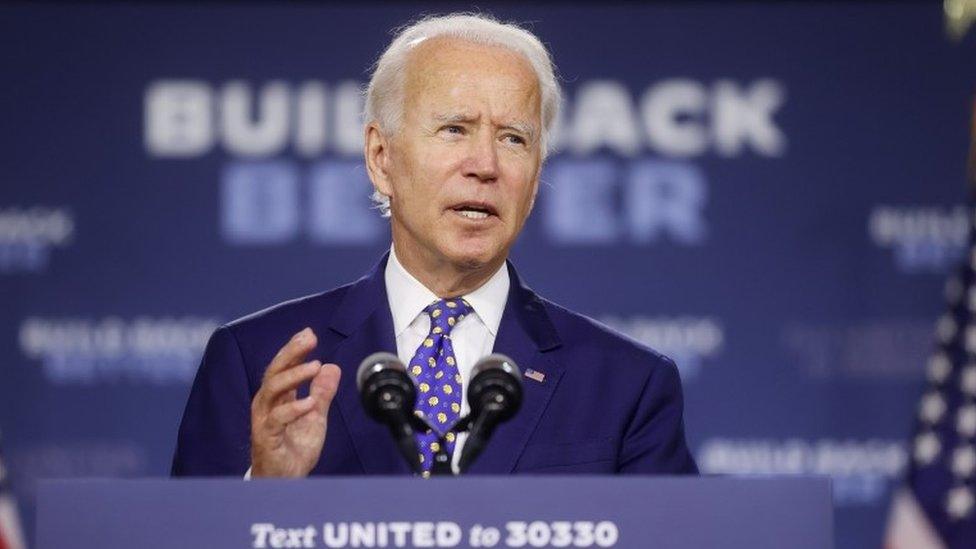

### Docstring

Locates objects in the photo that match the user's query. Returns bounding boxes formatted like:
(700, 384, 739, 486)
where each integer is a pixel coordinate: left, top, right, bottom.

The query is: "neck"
(392, 234, 504, 299)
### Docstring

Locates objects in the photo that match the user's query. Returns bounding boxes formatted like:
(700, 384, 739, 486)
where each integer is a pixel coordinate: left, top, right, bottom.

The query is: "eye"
(441, 125, 465, 135)
(503, 134, 527, 146)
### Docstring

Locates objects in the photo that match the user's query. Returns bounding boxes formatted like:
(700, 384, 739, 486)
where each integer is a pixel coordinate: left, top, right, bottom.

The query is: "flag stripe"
(885, 489, 948, 549)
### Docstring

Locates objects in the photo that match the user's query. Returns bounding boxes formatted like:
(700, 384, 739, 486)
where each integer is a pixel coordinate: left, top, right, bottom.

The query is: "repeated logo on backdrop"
(19, 316, 219, 385)
(0, 207, 73, 273)
(870, 206, 968, 273)
(599, 316, 724, 381)
(699, 438, 907, 506)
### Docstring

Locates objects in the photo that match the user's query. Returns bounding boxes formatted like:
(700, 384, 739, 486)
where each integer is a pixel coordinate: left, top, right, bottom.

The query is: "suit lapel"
(466, 262, 564, 474)
(328, 254, 412, 475)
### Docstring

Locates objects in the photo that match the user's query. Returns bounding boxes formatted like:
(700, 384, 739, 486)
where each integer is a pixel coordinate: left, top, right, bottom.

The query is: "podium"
(37, 476, 832, 548)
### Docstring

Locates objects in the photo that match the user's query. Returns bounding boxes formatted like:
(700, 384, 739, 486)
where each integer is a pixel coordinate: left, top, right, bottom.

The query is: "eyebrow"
(502, 122, 537, 141)
(432, 113, 474, 124)
(431, 113, 538, 141)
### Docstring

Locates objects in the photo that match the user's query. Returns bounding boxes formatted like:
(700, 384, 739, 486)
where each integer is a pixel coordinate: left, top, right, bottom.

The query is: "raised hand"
(250, 328, 341, 477)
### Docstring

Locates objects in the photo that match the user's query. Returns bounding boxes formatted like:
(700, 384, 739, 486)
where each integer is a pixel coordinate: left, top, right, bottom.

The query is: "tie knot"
(425, 298, 471, 334)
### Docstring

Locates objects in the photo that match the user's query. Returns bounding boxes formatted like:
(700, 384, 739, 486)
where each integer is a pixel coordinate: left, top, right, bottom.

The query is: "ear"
(364, 122, 394, 199)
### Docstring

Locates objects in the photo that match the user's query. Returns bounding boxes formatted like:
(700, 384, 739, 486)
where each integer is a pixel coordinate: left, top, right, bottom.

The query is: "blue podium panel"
(37, 476, 831, 549)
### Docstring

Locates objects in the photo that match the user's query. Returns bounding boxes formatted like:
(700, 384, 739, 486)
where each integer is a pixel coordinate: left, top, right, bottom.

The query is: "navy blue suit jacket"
(172, 255, 698, 476)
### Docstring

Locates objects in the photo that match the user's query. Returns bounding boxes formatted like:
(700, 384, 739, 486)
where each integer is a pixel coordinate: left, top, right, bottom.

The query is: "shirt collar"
(385, 245, 510, 337)
(461, 257, 509, 337)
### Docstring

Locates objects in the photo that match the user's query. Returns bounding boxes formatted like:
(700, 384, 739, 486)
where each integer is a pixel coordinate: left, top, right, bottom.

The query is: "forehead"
(402, 37, 541, 118)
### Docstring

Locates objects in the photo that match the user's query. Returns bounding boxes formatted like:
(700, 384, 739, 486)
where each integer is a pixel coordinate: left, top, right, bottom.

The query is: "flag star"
(919, 392, 947, 424)
(938, 315, 958, 344)
(962, 367, 976, 396)
(958, 405, 976, 438)
(952, 446, 976, 478)
(927, 353, 952, 384)
(968, 285, 976, 311)
(915, 432, 941, 465)
(947, 486, 975, 520)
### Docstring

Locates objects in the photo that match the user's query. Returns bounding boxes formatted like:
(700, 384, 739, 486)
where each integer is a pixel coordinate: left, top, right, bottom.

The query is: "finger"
(264, 328, 318, 380)
(258, 360, 322, 409)
(266, 395, 318, 431)
(309, 363, 341, 415)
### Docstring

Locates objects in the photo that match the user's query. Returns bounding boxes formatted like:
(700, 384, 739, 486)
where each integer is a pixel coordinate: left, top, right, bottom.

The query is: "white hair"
(364, 13, 562, 216)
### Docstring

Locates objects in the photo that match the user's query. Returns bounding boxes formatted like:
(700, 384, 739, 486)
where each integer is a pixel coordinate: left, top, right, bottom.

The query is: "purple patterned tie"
(408, 298, 471, 474)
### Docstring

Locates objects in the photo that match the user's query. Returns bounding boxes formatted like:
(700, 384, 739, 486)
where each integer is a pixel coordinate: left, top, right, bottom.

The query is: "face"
(367, 37, 543, 273)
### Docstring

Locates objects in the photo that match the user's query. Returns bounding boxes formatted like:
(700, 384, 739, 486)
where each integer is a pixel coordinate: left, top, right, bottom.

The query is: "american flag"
(524, 368, 545, 383)
(0, 435, 24, 549)
(885, 100, 976, 548)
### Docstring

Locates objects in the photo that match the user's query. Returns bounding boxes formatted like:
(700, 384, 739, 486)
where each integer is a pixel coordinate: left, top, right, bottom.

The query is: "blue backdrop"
(2, 2, 974, 547)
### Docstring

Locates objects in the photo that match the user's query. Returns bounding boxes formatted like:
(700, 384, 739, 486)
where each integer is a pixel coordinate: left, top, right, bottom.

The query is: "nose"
(462, 130, 499, 182)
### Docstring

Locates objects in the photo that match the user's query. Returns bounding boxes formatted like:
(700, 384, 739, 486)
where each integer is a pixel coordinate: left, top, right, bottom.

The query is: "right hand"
(250, 327, 341, 477)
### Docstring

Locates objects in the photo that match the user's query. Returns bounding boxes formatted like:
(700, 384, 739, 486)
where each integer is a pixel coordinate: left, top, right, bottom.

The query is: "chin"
(442, 239, 504, 271)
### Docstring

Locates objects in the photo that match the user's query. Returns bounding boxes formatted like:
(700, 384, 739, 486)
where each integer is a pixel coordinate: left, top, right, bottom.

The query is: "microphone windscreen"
(458, 354, 523, 473)
(356, 352, 405, 391)
(471, 353, 522, 381)
(468, 354, 523, 420)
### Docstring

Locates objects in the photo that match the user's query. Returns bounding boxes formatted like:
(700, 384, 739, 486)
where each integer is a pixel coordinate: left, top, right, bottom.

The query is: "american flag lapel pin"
(524, 368, 545, 383)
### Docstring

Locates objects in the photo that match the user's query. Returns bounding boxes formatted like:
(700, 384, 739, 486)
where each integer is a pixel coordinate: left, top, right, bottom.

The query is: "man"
(172, 13, 697, 477)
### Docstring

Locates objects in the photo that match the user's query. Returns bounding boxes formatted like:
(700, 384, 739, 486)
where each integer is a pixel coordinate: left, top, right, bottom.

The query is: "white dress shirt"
(385, 245, 510, 471)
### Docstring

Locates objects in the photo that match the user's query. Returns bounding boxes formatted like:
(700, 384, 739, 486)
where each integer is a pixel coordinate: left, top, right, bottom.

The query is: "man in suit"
(172, 13, 697, 478)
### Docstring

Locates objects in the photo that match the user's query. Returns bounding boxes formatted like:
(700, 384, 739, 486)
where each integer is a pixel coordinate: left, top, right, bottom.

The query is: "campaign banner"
(36, 477, 832, 549)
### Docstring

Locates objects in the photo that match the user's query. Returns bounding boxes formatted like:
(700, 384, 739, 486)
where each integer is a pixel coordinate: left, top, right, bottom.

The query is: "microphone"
(356, 352, 422, 474)
(458, 354, 523, 473)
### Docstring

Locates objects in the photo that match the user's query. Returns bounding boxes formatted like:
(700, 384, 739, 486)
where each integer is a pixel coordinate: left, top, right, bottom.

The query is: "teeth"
(458, 209, 489, 220)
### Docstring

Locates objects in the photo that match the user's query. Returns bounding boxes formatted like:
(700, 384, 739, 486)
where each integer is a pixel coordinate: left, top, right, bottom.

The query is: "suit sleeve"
(171, 326, 254, 476)
(618, 357, 699, 474)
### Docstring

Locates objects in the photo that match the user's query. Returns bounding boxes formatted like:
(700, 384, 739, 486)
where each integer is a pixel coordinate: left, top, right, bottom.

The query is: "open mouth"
(450, 202, 498, 221)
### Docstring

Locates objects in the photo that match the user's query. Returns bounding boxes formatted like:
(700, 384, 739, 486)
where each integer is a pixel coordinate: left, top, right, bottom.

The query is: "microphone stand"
(408, 414, 472, 477)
